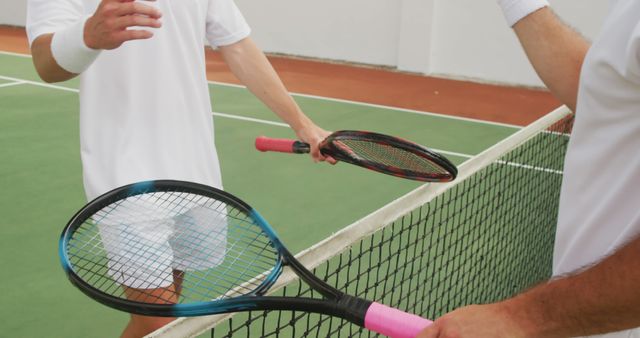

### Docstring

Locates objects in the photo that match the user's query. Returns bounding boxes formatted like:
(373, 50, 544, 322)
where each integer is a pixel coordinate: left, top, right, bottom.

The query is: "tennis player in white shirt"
(27, 0, 334, 336)
(418, 1, 640, 337)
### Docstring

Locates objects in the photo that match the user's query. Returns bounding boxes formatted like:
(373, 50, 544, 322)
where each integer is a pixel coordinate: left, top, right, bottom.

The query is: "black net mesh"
(168, 115, 573, 338)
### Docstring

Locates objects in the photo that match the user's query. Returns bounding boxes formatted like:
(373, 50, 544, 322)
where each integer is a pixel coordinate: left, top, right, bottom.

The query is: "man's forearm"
(506, 236, 640, 337)
(30, 0, 162, 84)
(219, 38, 333, 163)
(219, 38, 313, 132)
(30, 34, 77, 83)
(512, 7, 590, 111)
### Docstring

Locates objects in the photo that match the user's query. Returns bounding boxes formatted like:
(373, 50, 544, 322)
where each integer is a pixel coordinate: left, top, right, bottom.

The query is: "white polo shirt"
(554, 0, 640, 336)
(27, 0, 250, 199)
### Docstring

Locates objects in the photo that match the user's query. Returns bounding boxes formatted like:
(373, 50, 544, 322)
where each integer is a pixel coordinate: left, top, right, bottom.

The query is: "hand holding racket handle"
(255, 131, 458, 182)
(255, 136, 311, 154)
(365, 302, 432, 338)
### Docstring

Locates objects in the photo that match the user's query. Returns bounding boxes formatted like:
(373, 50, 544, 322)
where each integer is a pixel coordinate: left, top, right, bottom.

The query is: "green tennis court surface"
(0, 51, 520, 338)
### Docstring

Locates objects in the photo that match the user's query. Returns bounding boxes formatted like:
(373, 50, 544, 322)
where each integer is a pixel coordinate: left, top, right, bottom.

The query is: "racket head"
(320, 130, 458, 182)
(59, 180, 287, 317)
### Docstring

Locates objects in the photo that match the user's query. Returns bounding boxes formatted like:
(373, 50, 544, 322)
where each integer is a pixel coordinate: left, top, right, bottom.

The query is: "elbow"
(30, 34, 77, 83)
(546, 78, 580, 114)
(32, 59, 76, 83)
(561, 85, 579, 113)
(42, 74, 72, 84)
(35, 68, 58, 84)
(552, 93, 577, 114)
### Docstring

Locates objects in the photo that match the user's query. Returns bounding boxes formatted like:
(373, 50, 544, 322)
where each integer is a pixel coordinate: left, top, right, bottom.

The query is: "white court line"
(0, 74, 307, 131)
(215, 112, 472, 158)
(4, 70, 564, 165)
(0, 80, 25, 88)
(0, 50, 521, 129)
(437, 150, 472, 159)
(497, 160, 563, 175)
(0, 74, 300, 129)
(212, 111, 289, 128)
(0, 55, 562, 170)
(0, 50, 31, 58)
(209, 80, 521, 129)
(0, 72, 478, 159)
(207, 123, 563, 173)
(0, 74, 78, 92)
(5, 70, 566, 168)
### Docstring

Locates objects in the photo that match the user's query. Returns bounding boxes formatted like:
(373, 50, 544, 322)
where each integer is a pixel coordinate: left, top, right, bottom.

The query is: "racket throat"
(336, 295, 372, 327)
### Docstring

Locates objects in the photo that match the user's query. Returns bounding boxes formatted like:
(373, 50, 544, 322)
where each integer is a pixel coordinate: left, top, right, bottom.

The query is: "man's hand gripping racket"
(59, 180, 432, 338)
(256, 130, 457, 182)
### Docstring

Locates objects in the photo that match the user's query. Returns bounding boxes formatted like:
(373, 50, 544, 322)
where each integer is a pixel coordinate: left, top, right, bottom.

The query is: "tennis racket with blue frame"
(59, 180, 432, 338)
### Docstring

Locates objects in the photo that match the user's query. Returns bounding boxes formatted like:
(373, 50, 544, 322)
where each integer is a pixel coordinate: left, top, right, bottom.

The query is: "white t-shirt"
(26, 0, 251, 199)
(554, 0, 640, 336)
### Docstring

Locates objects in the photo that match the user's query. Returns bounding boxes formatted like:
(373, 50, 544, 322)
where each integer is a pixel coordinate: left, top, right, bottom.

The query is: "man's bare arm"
(506, 235, 640, 337)
(30, 0, 162, 83)
(219, 37, 334, 163)
(418, 235, 640, 337)
(512, 7, 590, 111)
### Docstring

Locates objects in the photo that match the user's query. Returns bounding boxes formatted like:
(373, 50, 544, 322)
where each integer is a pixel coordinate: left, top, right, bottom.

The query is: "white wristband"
(51, 17, 101, 74)
(497, 0, 550, 27)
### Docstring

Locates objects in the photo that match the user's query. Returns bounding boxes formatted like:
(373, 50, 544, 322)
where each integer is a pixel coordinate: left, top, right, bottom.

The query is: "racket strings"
(334, 139, 450, 175)
(66, 190, 280, 305)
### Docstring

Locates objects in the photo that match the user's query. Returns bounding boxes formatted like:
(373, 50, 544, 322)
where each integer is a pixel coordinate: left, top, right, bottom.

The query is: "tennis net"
(147, 106, 574, 338)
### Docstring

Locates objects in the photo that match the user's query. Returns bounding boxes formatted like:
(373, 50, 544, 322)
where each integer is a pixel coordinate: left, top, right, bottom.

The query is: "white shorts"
(97, 201, 227, 289)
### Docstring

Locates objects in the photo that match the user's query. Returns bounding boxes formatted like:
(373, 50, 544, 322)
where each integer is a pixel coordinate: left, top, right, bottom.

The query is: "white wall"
(0, 0, 608, 87)
(0, 0, 27, 27)
(235, 0, 403, 67)
(428, 0, 609, 86)
(235, 0, 609, 87)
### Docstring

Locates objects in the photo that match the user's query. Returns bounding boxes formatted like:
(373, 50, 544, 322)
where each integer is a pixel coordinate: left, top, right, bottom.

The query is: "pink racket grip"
(364, 302, 432, 338)
(255, 136, 310, 154)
